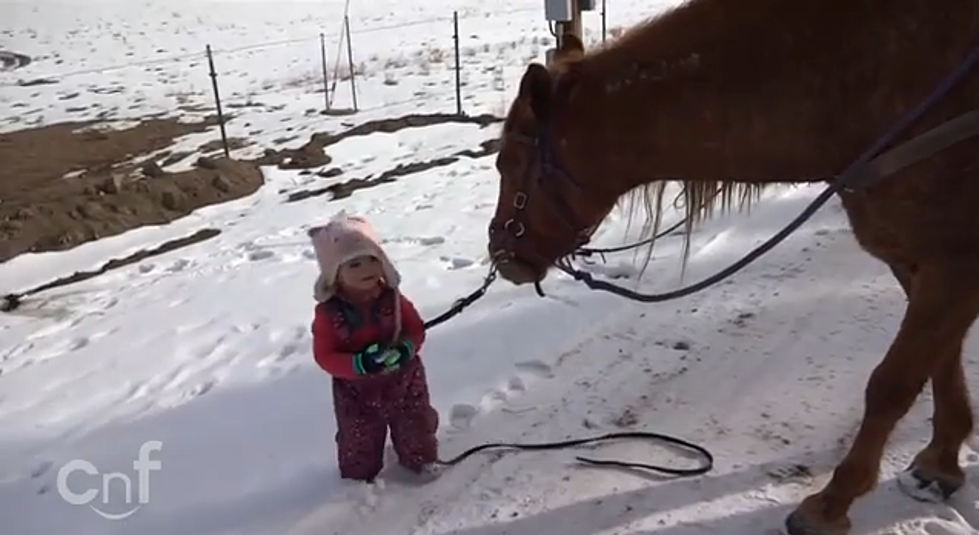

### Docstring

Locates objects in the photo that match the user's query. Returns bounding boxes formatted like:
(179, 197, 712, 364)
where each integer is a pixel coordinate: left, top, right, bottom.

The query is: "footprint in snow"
(168, 258, 193, 272)
(449, 404, 479, 429)
(258, 335, 305, 368)
(515, 360, 554, 379)
(30, 460, 52, 479)
(441, 256, 474, 270)
(155, 379, 218, 410)
(235, 240, 277, 262)
(247, 249, 276, 262)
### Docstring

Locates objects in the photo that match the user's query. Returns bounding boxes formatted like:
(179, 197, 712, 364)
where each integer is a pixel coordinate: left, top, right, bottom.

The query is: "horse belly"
(837, 165, 979, 266)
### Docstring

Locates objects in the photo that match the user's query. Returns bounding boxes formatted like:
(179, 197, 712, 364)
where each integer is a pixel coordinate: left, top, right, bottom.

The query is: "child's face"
(338, 255, 384, 292)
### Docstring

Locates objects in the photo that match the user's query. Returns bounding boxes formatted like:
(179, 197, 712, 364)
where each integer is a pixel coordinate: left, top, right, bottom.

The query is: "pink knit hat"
(307, 214, 402, 304)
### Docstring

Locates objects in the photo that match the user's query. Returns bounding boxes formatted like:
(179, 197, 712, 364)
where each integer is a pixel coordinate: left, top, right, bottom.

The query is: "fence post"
(453, 11, 462, 116)
(602, 0, 607, 42)
(344, 15, 358, 112)
(206, 44, 230, 158)
(320, 33, 330, 112)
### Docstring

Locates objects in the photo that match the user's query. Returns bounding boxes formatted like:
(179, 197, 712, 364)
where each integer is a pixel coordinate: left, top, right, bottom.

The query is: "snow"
(4, 1, 979, 535)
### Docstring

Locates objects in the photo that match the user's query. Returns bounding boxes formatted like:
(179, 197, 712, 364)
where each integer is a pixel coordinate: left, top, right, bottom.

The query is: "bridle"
(488, 120, 601, 285)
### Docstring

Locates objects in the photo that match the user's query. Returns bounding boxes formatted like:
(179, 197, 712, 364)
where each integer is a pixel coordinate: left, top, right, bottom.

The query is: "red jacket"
(312, 287, 426, 380)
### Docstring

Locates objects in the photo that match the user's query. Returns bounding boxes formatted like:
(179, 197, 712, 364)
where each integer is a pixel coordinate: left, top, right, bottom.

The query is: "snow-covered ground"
(5, 1, 979, 535)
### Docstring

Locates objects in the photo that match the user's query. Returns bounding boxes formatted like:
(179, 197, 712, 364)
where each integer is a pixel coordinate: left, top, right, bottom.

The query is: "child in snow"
(308, 215, 440, 483)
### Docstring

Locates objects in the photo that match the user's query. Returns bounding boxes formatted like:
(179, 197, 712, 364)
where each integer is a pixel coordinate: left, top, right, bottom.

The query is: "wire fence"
(1, 5, 636, 155)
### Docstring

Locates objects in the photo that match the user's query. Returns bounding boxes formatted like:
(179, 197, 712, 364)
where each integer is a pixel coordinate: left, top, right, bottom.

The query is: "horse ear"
(519, 63, 553, 121)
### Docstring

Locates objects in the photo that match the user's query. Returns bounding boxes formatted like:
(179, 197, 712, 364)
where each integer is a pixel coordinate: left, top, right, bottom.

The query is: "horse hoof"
(785, 507, 850, 535)
(896, 467, 961, 503)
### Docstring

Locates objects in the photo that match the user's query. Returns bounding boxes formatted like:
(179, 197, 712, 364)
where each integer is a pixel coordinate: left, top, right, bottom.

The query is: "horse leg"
(889, 261, 972, 501)
(785, 264, 979, 535)
(897, 339, 972, 501)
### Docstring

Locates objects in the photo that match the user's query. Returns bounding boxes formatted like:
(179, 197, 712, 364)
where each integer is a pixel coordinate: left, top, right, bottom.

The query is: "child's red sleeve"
(311, 304, 361, 379)
(399, 293, 426, 351)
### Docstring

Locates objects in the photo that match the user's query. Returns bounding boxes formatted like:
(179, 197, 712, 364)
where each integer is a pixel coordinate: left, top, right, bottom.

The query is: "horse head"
(487, 34, 620, 284)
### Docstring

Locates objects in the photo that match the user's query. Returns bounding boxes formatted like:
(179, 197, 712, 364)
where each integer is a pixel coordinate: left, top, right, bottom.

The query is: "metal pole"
(555, 0, 583, 50)
(206, 44, 230, 158)
(602, 0, 607, 42)
(320, 33, 330, 111)
(453, 11, 462, 116)
(571, 0, 582, 41)
(344, 15, 358, 111)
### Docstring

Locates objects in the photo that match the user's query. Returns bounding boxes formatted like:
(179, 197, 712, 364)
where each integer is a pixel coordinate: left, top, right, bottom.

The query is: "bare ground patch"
(0, 111, 501, 266)
(284, 138, 501, 203)
(0, 117, 264, 263)
(0, 109, 502, 309)
(254, 112, 502, 170)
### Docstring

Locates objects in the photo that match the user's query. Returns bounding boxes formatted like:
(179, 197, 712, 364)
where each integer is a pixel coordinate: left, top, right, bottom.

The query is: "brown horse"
(487, 1, 979, 534)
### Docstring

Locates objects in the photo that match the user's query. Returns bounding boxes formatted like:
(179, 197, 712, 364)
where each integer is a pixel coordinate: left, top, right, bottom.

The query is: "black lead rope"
(422, 266, 498, 330)
(419, 268, 713, 477)
(436, 430, 714, 477)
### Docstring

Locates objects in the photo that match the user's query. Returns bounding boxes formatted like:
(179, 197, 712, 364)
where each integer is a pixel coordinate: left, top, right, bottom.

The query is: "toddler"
(308, 215, 440, 482)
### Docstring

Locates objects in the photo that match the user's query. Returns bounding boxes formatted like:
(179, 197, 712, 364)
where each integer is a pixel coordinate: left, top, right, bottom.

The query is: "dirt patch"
(0, 116, 263, 263)
(0, 157, 262, 263)
(255, 112, 502, 171)
(1, 117, 217, 202)
(2, 228, 221, 312)
(198, 137, 250, 155)
(0, 112, 501, 266)
(284, 138, 501, 203)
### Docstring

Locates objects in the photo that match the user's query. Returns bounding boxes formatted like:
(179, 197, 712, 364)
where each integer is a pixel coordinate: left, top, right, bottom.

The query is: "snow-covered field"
(4, 1, 979, 535)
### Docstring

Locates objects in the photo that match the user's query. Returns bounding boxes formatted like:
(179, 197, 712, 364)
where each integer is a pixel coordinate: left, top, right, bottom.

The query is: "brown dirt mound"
(0, 112, 499, 266)
(0, 117, 263, 263)
(255, 112, 502, 170)
(284, 138, 501, 203)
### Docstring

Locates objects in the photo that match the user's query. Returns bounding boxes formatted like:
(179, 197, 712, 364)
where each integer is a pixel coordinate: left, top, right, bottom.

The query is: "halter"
(488, 120, 600, 274)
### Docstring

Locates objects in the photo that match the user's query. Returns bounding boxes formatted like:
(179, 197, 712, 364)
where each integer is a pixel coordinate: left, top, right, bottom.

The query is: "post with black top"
(544, 0, 583, 66)
(205, 44, 230, 158)
(602, 0, 607, 42)
(344, 15, 358, 112)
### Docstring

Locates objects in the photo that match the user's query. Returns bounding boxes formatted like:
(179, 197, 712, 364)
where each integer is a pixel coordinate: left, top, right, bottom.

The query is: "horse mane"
(619, 179, 768, 279)
(562, 0, 806, 278)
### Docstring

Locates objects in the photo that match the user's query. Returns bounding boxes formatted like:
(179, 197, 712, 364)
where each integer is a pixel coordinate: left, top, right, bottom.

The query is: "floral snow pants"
(332, 358, 439, 481)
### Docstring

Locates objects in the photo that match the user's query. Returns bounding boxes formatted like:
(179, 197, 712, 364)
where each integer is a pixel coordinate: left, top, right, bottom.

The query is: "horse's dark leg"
(887, 261, 973, 502)
(897, 338, 972, 501)
(785, 263, 979, 535)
